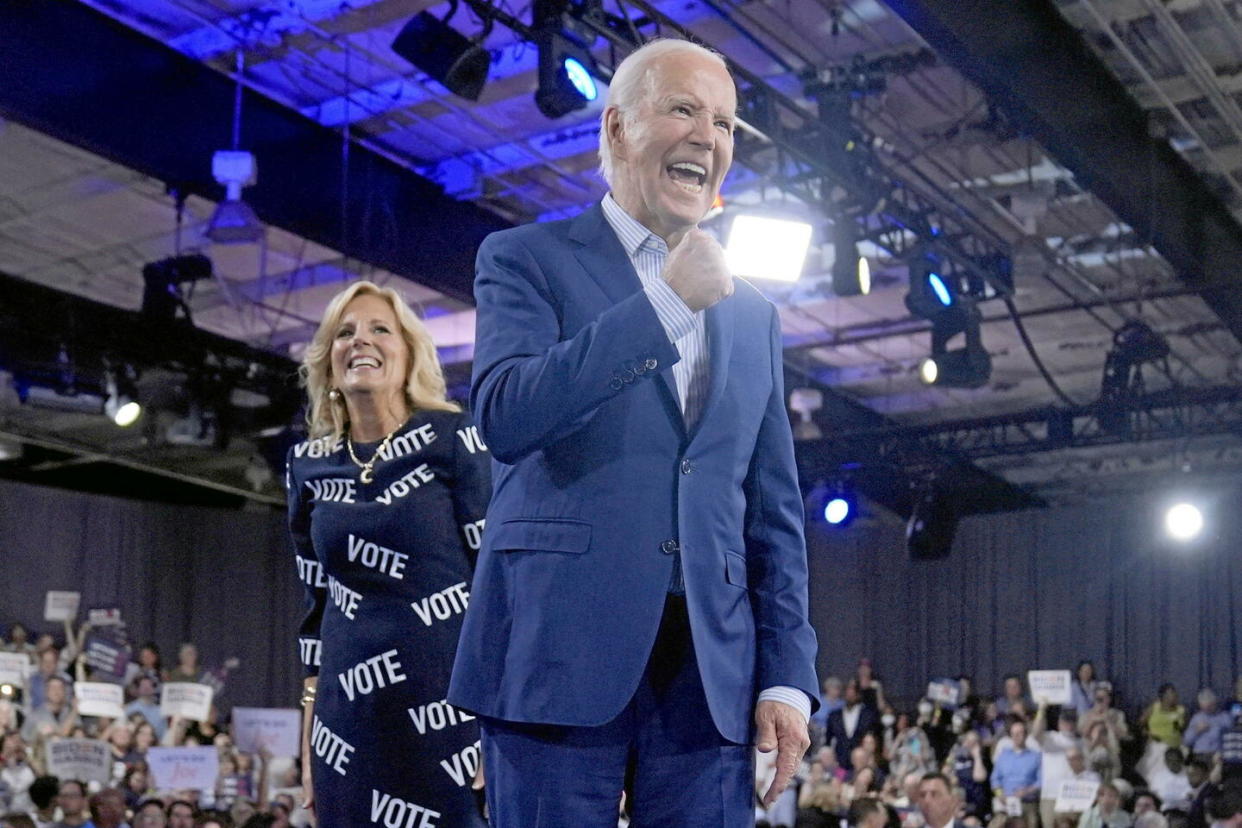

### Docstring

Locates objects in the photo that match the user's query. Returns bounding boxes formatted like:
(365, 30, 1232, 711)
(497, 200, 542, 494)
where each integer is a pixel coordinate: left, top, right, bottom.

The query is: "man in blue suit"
(449, 37, 819, 826)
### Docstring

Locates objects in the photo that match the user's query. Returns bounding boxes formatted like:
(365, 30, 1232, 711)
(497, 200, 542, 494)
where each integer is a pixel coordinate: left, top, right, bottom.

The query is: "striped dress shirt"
(598, 194, 812, 723)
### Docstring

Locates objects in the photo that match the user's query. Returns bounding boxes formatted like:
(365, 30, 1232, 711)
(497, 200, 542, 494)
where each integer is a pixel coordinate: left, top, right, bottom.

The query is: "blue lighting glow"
(563, 57, 597, 101)
(927, 272, 953, 306)
(824, 497, 851, 525)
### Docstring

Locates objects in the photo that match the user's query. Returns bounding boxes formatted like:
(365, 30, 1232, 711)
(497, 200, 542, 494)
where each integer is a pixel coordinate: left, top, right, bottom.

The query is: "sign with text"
(927, 679, 961, 708)
(1055, 779, 1100, 813)
(44, 591, 81, 622)
(0, 652, 28, 687)
(148, 747, 220, 792)
(232, 707, 301, 757)
(46, 738, 111, 784)
(84, 630, 130, 682)
(1028, 670, 1072, 706)
(87, 608, 123, 627)
(161, 682, 214, 722)
(76, 682, 125, 719)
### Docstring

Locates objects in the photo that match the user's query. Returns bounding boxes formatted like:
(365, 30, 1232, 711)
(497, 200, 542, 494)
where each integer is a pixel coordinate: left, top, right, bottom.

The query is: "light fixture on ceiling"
(1165, 501, 1203, 542)
(907, 477, 958, 560)
(788, 387, 824, 441)
(105, 367, 141, 428)
(725, 214, 814, 283)
(392, 7, 492, 101)
(917, 302, 991, 389)
(533, 0, 598, 118)
(904, 252, 957, 319)
(1098, 318, 1170, 435)
(206, 51, 264, 245)
(829, 218, 871, 297)
(141, 254, 214, 326)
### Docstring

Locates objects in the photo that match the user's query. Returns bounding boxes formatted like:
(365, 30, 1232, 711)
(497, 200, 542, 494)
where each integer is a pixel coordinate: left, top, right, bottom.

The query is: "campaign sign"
(161, 683, 214, 722)
(1055, 779, 1100, 813)
(0, 652, 28, 687)
(47, 739, 111, 784)
(233, 707, 301, 757)
(76, 682, 125, 719)
(927, 679, 961, 708)
(87, 608, 123, 627)
(148, 747, 220, 791)
(84, 630, 131, 682)
(44, 591, 81, 622)
(1028, 670, 1072, 706)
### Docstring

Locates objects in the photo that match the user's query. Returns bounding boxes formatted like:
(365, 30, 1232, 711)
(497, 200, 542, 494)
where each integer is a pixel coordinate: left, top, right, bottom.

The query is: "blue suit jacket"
(447, 203, 819, 744)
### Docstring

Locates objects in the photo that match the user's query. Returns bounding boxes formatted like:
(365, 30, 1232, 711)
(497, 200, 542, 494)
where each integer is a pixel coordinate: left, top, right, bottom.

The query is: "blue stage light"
(563, 57, 596, 101)
(824, 497, 851, 525)
(928, 272, 953, 307)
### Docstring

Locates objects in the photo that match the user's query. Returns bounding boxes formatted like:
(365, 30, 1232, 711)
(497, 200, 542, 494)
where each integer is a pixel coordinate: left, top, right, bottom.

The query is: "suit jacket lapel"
(568, 204, 684, 423)
(689, 291, 736, 442)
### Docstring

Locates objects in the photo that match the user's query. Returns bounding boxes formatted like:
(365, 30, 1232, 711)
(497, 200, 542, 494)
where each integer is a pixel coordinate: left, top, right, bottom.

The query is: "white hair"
(597, 38, 730, 186)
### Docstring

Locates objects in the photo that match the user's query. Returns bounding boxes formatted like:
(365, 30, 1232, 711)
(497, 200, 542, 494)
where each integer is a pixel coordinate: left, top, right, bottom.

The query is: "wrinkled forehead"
(642, 55, 737, 113)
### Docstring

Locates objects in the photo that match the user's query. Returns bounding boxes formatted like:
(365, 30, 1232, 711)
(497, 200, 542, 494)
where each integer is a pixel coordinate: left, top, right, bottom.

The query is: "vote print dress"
(286, 409, 489, 828)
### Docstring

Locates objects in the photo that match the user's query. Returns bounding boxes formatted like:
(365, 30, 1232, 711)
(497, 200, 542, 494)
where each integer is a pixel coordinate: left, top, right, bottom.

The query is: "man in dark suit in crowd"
(449, 36, 819, 827)
(827, 678, 879, 771)
(918, 772, 969, 828)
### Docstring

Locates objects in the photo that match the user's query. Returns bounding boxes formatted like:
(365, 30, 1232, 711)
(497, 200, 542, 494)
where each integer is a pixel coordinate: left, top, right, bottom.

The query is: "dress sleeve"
(449, 411, 492, 570)
(286, 445, 326, 678)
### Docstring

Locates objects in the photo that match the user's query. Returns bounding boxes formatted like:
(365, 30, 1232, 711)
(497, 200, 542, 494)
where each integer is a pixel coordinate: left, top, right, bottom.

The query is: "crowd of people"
(0, 622, 304, 828)
(755, 660, 1242, 828)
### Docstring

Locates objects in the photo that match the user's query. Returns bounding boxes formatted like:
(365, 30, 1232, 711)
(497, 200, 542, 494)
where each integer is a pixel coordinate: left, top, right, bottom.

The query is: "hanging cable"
(1003, 296, 1081, 407)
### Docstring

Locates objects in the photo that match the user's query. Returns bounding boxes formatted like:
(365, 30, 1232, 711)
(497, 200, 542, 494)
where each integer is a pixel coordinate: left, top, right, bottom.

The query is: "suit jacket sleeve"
(470, 232, 681, 463)
(742, 303, 820, 712)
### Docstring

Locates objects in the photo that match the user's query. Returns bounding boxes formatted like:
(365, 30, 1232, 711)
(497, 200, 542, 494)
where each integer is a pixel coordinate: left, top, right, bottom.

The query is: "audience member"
(1184, 760, 1215, 828)
(165, 801, 195, 828)
(1077, 782, 1132, 828)
(0, 735, 34, 813)
(165, 645, 201, 685)
(1081, 684, 1131, 743)
(133, 800, 167, 828)
(26, 775, 58, 828)
(1148, 749, 1192, 812)
(87, 789, 129, 828)
(1, 813, 37, 828)
(124, 678, 165, 741)
(1072, 663, 1100, 717)
(20, 679, 73, 744)
(950, 730, 990, 821)
(24, 650, 71, 714)
(812, 677, 846, 729)
(1132, 792, 1161, 818)
(1034, 701, 1085, 828)
(998, 677, 1031, 718)
(917, 773, 964, 828)
(1142, 685, 1187, 750)
(831, 680, 881, 771)
(1205, 785, 1242, 828)
(856, 660, 887, 712)
(52, 779, 88, 828)
(849, 797, 889, 828)
(991, 719, 1042, 828)
(1085, 719, 1122, 784)
(1183, 691, 1231, 764)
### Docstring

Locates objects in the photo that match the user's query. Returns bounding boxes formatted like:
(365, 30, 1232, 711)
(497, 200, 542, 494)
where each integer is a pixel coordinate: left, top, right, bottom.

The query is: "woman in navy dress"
(288, 281, 489, 827)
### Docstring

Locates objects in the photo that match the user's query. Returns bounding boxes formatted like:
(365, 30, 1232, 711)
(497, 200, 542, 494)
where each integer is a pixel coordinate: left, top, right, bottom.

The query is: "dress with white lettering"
(287, 410, 490, 828)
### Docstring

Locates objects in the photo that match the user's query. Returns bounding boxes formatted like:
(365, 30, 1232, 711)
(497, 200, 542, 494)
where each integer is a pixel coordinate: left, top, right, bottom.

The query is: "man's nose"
(688, 113, 716, 147)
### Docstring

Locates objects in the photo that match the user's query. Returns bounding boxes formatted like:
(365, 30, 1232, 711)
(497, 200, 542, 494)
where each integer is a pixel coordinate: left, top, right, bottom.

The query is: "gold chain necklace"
(346, 419, 406, 484)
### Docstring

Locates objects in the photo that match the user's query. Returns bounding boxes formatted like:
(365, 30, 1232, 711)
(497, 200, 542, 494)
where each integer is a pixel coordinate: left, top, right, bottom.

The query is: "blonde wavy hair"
(299, 280, 459, 439)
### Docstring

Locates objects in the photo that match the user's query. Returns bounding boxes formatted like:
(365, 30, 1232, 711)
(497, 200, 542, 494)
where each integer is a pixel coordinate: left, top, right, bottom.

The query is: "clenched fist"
(662, 229, 734, 312)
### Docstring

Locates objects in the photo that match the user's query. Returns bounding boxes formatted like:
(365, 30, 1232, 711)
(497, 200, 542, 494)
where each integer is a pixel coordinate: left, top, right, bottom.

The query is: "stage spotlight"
(1165, 502, 1203, 541)
(535, 29, 598, 118)
(830, 219, 871, 297)
(905, 254, 957, 319)
(725, 214, 813, 282)
(142, 254, 213, 326)
(824, 497, 851, 525)
(104, 370, 141, 427)
(206, 151, 263, 244)
(788, 387, 824, 441)
(907, 480, 958, 560)
(918, 304, 991, 388)
(392, 11, 491, 101)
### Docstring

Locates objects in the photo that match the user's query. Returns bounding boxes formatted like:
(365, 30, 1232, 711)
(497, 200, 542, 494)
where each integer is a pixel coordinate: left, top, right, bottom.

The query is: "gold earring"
(328, 388, 341, 401)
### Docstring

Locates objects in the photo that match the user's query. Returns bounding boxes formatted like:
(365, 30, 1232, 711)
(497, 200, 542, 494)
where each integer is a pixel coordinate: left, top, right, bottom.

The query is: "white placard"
(1028, 670, 1072, 706)
(44, 591, 81, 622)
(927, 679, 961, 707)
(1055, 779, 1101, 813)
(1005, 796, 1024, 817)
(0, 652, 28, 686)
(232, 707, 301, 757)
(87, 608, 123, 627)
(160, 682, 214, 722)
(46, 738, 111, 784)
(148, 746, 220, 791)
(76, 682, 125, 719)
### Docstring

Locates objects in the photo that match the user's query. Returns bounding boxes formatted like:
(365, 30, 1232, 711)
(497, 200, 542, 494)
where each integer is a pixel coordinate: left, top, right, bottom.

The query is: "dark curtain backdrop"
(808, 485, 1242, 716)
(3, 478, 1240, 717)
(0, 479, 302, 711)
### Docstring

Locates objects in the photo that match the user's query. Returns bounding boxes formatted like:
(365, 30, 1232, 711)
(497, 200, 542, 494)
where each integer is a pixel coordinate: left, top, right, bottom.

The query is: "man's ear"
(604, 106, 626, 162)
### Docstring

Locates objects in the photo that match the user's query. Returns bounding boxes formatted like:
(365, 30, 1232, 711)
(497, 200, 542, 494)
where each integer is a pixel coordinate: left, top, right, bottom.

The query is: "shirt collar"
(601, 193, 667, 257)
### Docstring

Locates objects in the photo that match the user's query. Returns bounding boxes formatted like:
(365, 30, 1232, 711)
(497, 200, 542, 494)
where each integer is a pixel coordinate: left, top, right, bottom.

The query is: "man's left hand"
(755, 699, 809, 807)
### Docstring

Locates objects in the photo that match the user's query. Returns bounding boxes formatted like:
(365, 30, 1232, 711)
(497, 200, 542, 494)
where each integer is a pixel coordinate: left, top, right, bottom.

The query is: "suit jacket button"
(620, 369, 636, 383)
(660, 539, 679, 554)
(609, 377, 623, 391)
(645, 358, 658, 371)
(680, 458, 692, 474)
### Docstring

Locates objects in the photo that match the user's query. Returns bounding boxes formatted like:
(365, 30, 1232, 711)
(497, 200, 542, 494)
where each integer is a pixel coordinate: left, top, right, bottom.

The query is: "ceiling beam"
(887, 0, 1242, 345)
(0, 0, 509, 304)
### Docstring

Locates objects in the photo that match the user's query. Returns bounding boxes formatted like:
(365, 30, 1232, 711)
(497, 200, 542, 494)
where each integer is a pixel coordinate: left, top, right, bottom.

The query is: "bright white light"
(1165, 502, 1203, 541)
(858, 256, 872, 295)
(112, 401, 142, 427)
(824, 497, 851, 525)
(725, 214, 813, 283)
(919, 357, 939, 385)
